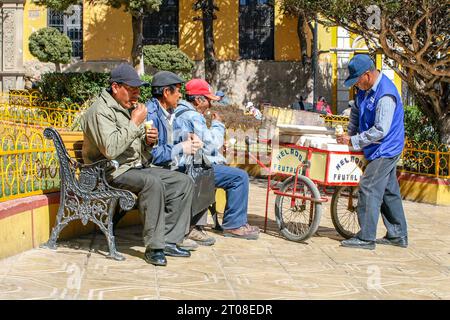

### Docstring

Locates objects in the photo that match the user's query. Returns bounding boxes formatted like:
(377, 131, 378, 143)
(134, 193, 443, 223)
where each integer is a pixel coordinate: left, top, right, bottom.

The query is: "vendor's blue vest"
(357, 74, 404, 160)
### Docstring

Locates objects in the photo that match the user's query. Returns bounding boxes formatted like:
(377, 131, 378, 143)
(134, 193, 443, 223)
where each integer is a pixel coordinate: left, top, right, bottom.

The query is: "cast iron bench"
(41, 127, 136, 261)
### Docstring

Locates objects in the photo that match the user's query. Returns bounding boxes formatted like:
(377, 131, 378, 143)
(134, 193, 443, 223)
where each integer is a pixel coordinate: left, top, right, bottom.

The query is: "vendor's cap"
(110, 63, 149, 87)
(151, 71, 184, 87)
(344, 54, 375, 87)
(186, 79, 220, 101)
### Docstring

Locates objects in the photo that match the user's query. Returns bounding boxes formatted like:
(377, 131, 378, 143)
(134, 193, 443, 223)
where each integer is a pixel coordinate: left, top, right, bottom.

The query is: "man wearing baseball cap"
(337, 54, 408, 250)
(173, 79, 260, 240)
(82, 63, 193, 266)
(146, 71, 209, 250)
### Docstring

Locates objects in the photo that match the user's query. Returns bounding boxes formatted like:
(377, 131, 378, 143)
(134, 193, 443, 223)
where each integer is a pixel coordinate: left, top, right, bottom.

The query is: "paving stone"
(0, 178, 449, 300)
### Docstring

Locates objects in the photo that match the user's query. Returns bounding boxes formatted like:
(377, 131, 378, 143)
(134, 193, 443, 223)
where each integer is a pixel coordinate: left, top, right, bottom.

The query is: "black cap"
(151, 71, 184, 87)
(110, 63, 149, 87)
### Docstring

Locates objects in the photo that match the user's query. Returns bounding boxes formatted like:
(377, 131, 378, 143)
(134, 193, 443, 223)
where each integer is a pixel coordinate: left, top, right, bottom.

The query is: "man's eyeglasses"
(117, 83, 140, 92)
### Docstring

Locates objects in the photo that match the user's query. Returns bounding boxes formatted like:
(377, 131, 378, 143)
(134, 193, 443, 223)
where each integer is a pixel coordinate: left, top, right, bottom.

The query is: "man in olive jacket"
(81, 63, 194, 266)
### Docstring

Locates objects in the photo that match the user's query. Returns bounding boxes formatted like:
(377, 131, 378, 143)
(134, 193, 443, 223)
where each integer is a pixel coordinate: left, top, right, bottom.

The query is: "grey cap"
(110, 63, 149, 87)
(151, 71, 184, 87)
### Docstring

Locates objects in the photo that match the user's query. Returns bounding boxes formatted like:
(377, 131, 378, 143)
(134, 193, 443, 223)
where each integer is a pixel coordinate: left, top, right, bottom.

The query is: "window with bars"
(239, 0, 274, 60)
(143, 0, 179, 46)
(48, 5, 83, 59)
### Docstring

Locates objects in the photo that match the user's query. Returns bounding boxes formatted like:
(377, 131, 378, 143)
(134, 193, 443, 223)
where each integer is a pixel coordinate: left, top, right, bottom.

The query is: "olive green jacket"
(81, 89, 153, 180)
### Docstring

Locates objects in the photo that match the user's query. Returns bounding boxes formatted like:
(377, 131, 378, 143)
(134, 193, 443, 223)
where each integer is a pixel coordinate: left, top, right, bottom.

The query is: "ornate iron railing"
(0, 126, 60, 202)
(0, 91, 83, 129)
(401, 140, 449, 179)
(0, 90, 41, 106)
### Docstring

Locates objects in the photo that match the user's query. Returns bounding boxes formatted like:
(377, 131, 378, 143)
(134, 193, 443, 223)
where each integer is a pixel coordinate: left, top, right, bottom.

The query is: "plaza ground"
(0, 178, 449, 300)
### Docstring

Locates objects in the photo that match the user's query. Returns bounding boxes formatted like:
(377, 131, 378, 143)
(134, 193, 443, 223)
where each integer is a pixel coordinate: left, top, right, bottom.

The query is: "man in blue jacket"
(337, 54, 408, 250)
(173, 79, 260, 240)
(146, 71, 215, 249)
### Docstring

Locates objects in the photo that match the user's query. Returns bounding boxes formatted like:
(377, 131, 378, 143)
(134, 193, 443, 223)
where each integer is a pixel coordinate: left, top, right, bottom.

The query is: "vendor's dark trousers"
(111, 167, 193, 250)
(357, 155, 408, 241)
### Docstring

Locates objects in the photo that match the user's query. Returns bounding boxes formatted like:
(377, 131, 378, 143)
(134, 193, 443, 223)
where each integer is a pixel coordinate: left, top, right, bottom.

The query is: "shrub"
(143, 44, 194, 80)
(28, 27, 72, 72)
(38, 72, 110, 107)
(139, 74, 153, 103)
(38, 71, 158, 106)
(404, 105, 440, 145)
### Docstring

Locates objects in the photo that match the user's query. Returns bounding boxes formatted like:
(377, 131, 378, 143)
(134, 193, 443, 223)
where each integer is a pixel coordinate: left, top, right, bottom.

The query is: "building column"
(0, 0, 25, 92)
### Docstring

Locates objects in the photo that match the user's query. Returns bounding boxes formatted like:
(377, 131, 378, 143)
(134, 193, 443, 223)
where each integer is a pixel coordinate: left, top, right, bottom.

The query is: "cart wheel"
(331, 186, 359, 239)
(274, 176, 322, 242)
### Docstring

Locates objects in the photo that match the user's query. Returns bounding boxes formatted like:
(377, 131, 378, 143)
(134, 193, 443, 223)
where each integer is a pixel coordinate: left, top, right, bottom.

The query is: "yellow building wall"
(274, 4, 300, 61)
(214, 0, 239, 60)
(83, 2, 132, 61)
(275, 7, 334, 62)
(318, 24, 333, 57)
(179, 0, 204, 60)
(330, 27, 338, 110)
(23, 1, 48, 62)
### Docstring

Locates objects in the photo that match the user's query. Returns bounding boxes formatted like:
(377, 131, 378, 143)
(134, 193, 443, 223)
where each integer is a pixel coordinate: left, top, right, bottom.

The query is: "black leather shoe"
(164, 243, 191, 257)
(376, 236, 408, 248)
(341, 237, 375, 250)
(144, 248, 167, 266)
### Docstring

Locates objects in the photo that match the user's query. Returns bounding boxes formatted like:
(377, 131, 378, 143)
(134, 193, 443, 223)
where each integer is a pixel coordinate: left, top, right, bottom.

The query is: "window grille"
(48, 5, 83, 59)
(239, 0, 274, 60)
(143, 0, 179, 46)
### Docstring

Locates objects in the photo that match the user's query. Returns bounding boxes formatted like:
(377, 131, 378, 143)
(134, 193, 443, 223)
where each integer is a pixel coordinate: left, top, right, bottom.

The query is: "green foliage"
(34, 0, 82, 12)
(87, 0, 162, 16)
(36, 0, 161, 16)
(138, 74, 188, 103)
(284, 0, 449, 143)
(38, 72, 158, 106)
(28, 28, 72, 65)
(38, 72, 110, 106)
(143, 45, 195, 81)
(139, 74, 153, 103)
(404, 105, 440, 145)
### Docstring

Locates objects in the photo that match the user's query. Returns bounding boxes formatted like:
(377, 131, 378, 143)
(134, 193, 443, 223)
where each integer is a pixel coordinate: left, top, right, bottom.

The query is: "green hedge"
(38, 71, 155, 106)
(143, 44, 194, 81)
(38, 72, 110, 107)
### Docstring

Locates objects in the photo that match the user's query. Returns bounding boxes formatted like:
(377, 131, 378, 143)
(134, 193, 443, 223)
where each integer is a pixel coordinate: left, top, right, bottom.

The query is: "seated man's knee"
(177, 171, 195, 190)
(143, 173, 164, 192)
(234, 167, 249, 184)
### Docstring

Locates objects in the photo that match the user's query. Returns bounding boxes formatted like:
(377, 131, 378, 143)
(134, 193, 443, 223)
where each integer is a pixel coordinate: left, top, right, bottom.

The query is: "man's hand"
(130, 103, 147, 126)
(146, 127, 158, 146)
(336, 133, 352, 146)
(181, 134, 203, 155)
(211, 111, 222, 122)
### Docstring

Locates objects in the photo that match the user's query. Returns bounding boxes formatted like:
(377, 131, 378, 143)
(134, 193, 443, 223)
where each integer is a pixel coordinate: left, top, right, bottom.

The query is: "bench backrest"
(59, 131, 84, 163)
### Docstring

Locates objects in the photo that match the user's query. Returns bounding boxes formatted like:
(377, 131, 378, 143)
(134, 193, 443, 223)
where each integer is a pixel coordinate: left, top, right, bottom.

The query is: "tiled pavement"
(0, 178, 449, 300)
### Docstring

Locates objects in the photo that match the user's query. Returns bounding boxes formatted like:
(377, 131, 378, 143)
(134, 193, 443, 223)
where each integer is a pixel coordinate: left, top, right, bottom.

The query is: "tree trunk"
(55, 62, 61, 73)
(131, 14, 144, 73)
(297, 12, 313, 102)
(437, 113, 450, 146)
(202, 0, 217, 84)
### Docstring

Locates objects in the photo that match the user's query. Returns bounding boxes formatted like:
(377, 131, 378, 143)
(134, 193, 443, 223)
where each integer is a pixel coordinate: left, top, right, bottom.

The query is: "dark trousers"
(357, 155, 408, 241)
(192, 165, 249, 230)
(111, 167, 193, 249)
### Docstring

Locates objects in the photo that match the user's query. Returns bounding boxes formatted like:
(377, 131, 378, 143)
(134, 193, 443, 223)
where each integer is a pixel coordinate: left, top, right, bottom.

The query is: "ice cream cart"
(248, 123, 367, 242)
